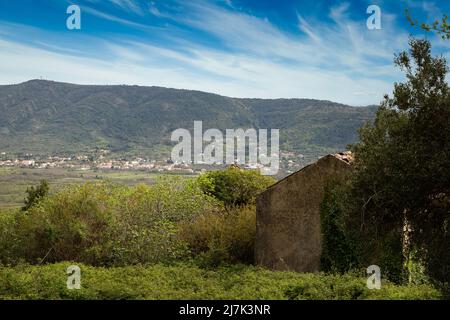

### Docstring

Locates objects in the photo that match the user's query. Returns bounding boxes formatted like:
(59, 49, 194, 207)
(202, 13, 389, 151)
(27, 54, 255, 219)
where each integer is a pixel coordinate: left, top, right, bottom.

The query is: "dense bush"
(0, 262, 441, 300)
(0, 209, 19, 265)
(320, 39, 450, 286)
(284, 272, 441, 300)
(0, 172, 263, 268)
(0, 167, 273, 268)
(320, 182, 358, 273)
(2, 177, 218, 266)
(320, 180, 406, 283)
(197, 167, 274, 206)
(350, 39, 450, 286)
(178, 206, 256, 266)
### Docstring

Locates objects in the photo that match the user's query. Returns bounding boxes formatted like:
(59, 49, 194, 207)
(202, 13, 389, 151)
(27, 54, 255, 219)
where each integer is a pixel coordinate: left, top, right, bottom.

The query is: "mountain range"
(0, 80, 378, 162)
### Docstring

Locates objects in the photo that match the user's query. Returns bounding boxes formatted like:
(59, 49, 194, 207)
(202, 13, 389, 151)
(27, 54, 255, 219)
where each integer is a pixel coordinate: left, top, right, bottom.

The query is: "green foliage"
(197, 167, 274, 206)
(354, 38, 450, 285)
(320, 39, 450, 286)
(320, 182, 358, 273)
(0, 262, 442, 300)
(284, 272, 441, 300)
(407, 9, 450, 40)
(284, 273, 368, 300)
(21, 180, 49, 211)
(320, 182, 405, 282)
(333, 38, 450, 285)
(0, 210, 20, 265)
(3, 177, 217, 266)
(179, 205, 256, 266)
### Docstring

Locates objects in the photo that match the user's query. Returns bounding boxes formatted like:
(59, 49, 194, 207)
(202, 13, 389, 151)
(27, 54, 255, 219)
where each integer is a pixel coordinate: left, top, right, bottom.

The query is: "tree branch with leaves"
(406, 9, 450, 39)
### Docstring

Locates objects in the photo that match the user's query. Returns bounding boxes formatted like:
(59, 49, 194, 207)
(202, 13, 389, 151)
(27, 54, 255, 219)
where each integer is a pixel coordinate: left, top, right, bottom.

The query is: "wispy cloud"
(2, 0, 449, 105)
(109, 0, 143, 15)
(82, 6, 162, 30)
(174, 2, 405, 78)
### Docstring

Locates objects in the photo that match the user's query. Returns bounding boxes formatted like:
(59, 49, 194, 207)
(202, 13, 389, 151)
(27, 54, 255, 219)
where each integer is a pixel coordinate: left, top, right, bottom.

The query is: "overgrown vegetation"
(1, 177, 218, 266)
(179, 205, 256, 267)
(0, 262, 441, 300)
(320, 38, 450, 290)
(0, 168, 270, 268)
(21, 180, 49, 211)
(197, 166, 275, 207)
(320, 181, 358, 274)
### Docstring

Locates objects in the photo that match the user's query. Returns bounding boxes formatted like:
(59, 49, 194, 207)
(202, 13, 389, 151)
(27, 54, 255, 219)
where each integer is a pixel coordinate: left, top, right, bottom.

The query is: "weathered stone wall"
(255, 155, 352, 272)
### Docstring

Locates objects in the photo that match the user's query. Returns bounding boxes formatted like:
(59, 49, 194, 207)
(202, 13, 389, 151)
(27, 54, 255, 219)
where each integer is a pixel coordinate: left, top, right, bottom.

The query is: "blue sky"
(0, 0, 449, 105)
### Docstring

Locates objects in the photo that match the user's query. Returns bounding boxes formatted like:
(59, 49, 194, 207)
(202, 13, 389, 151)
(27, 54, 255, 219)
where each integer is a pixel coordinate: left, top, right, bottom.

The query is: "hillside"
(0, 80, 377, 161)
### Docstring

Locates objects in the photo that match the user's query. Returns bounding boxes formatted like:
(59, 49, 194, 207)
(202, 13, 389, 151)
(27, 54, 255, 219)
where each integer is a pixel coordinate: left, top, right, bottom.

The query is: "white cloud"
(329, 2, 351, 22)
(109, 0, 144, 15)
(149, 3, 162, 17)
(82, 6, 162, 31)
(0, 1, 423, 105)
(0, 33, 392, 105)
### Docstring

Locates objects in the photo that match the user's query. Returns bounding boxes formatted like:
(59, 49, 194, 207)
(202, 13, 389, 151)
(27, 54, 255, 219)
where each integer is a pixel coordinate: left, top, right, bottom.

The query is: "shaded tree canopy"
(321, 38, 450, 285)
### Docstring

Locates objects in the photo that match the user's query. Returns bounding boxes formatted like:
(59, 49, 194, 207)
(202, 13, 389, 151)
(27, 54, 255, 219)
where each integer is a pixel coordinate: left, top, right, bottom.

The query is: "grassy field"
(0, 167, 194, 209)
(0, 262, 442, 300)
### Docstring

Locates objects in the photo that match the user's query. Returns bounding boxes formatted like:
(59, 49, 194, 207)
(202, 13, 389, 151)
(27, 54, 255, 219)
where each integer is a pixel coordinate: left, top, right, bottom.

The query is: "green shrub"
(6, 177, 217, 266)
(320, 182, 358, 273)
(0, 263, 442, 300)
(320, 180, 405, 283)
(179, 205, 256, 266)
(284, 274, 368, 300)
(284, 273, 441, 300)
(197, 167, 274, 206)
(107, 177, 218, 265)
(0, 210, 20, 264)
(14, 182, 119, 265)
(22, 180, 49, 211)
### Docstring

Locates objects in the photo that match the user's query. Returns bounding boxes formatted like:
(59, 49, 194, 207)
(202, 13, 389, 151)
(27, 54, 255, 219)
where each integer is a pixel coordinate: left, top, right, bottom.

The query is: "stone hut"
(255, 152, 353, 272)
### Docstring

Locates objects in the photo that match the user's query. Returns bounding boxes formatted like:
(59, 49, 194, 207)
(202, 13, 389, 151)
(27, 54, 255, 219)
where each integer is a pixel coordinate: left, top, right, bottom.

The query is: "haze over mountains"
(0, 80, 377, 162)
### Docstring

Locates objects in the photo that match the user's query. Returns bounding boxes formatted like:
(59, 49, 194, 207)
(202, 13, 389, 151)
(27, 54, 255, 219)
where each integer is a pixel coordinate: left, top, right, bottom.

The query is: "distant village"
(0, 150, 306, 175)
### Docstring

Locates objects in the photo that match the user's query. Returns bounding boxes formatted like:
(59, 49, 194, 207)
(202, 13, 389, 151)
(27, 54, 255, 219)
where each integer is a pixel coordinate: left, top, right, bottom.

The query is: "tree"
(350, 38, 450, 284)
(22, 180, 49, 211)
(197, 166, 275, 207)
(322, 38, 450, 285)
